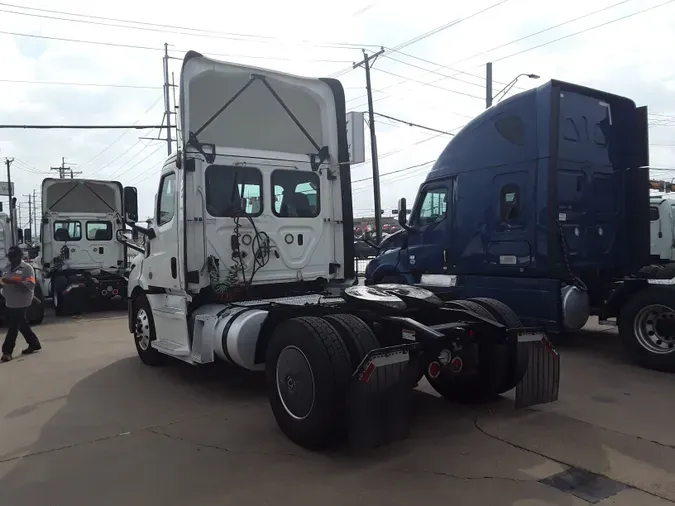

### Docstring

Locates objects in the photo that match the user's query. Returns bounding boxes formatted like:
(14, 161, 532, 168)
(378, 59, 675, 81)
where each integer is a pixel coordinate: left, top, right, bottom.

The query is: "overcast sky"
(1, 0, 674, 224)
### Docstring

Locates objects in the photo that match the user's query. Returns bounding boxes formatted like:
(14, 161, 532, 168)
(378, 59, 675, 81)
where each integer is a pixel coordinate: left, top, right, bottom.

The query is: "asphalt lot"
(1, 312, 674, 505)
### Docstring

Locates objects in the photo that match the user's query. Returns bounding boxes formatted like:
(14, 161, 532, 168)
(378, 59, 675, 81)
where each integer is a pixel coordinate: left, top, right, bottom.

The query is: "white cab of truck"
(41, 178, 126, 271)
(650, 192, 675, 262)
(128, 51, 352, 297)
(125, 51, 355, 365)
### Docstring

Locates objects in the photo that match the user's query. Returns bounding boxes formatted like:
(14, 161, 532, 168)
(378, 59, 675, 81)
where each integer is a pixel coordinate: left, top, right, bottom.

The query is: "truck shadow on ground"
(3, 349, 675, 505)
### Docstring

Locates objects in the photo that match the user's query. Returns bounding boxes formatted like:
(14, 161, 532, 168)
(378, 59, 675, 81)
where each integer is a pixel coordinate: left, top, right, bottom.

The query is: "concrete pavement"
(0, 314, 674, 505)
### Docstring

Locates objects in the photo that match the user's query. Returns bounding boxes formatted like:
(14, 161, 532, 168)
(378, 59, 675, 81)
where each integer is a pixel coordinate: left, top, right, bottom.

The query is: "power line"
(0, 30, 355, 63)
(124, 145, 167, 184)
(0, 78, 161, 89)
(351, 0, 639, 106)
(0, 124, 165, 129)
(0, 4, 378, 51)
(352, 160, 435, 184)
(82, 95, 164, 172)
(372, 113, 455, 136)
(489, 0, 675, 64)
(368, 67, 484, 101)
(330, 0, 512, 78)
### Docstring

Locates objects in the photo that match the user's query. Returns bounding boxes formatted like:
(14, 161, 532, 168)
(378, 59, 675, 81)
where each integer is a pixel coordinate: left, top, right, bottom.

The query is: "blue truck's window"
(417, 188, 447, 226)
(650, 207, 659, 221)
(500, 184, 520, 221)
(54, 221, 82, 241)
(205, 165, 263, 217)
(86, 221, 112, 241)
(494, 115, 524, 146)
(157, 173, 176, 226)
(272, 170, 320, 218)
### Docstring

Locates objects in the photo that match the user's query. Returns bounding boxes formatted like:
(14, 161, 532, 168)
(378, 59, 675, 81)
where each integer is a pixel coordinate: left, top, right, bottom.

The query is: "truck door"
(145, 171, 180, 290)
(404, 181, 452, 275)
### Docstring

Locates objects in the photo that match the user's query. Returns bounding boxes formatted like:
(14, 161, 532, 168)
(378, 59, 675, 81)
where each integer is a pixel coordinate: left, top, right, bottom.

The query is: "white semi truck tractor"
(119, 50, 561, 451)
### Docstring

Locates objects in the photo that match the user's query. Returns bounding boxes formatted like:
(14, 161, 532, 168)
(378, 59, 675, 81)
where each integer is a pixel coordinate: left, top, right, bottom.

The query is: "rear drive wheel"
(322, 314, 380, 367)
(425, 300, 507, 403)
(469, 298, 528, 392)
(132, 295, 166, 366)
(266, 316, 352, 450)
(27, 283, 44, 325)
(619, 287, 675, 372)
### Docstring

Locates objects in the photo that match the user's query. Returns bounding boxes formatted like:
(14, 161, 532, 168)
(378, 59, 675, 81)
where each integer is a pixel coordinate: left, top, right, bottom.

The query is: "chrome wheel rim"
(135, 308, 151, 351)
(276, 345, 315, 420)
(633, 304, 675, 355)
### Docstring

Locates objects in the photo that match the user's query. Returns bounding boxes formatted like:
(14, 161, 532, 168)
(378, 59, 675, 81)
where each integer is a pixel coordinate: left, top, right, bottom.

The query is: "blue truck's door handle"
(171, 257, 177, 279)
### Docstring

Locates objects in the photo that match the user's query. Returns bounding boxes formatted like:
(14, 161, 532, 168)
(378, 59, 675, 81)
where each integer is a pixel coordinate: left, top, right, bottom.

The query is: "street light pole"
(491, 72, 540, 104)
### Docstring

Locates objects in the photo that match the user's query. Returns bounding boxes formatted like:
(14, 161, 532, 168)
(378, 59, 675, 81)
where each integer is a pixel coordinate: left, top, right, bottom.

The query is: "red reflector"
(427, 361, 441, 379)
(450, 356, 463, 373)
(360, 361, 376, 383)
(468, 329, 476, 338)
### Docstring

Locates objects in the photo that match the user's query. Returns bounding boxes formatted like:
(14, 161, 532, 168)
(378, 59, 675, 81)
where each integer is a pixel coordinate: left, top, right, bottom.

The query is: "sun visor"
(179, 51, 339, 160)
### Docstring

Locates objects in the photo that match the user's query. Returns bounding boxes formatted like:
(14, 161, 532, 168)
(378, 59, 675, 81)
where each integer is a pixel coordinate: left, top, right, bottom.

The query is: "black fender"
(601, 278, 650, 320)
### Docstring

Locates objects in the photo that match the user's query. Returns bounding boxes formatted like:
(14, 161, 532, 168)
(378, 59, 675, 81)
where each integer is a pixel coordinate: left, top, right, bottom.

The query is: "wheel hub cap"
(135, 309, 151, 351)
(276, 346, 315, 420)
(634, 304, 675, 355)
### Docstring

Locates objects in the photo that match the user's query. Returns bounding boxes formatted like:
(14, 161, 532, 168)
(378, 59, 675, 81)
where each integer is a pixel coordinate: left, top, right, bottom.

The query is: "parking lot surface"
(1, 313, 674, 505)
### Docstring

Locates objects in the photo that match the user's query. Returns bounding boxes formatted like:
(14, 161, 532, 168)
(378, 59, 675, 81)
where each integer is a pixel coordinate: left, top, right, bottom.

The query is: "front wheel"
(619, 287, 675, 372)
(132, 295, 166, 366)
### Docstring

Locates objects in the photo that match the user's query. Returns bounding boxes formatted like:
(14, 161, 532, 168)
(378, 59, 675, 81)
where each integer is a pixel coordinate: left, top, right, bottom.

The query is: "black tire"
(27, 283, 44, 325)
(425, 300, 507, 403)
(132, 295, 166, 366)
(635, 264, 667, 279)
(322, 314, 380, 367)
(468, 297, 529, 392)
(377, 274, 407, 284)
(51, 276, 67, 316)
(619, 286, 675, 372)
(265, 316, 352, 450)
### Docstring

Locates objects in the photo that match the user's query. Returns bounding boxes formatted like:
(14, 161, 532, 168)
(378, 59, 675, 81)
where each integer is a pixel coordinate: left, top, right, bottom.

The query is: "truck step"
(151, 339, 191, 357)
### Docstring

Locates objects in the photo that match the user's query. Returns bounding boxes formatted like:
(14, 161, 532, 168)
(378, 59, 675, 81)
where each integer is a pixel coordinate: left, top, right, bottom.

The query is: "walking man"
(1, 246, 41, 363)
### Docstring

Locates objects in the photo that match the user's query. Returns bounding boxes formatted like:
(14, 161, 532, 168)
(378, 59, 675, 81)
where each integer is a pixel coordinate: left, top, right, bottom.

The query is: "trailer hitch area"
(346, 343, 421, 451)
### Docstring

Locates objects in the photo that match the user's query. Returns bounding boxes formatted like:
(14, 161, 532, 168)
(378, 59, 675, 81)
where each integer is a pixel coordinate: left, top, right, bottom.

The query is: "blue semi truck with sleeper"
(365, 79, 675, 372)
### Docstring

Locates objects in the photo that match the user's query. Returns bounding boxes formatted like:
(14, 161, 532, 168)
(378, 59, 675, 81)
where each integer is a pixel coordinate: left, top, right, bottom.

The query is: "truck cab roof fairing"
(178, 51, 339, 165)
(41, 178, 123, 214)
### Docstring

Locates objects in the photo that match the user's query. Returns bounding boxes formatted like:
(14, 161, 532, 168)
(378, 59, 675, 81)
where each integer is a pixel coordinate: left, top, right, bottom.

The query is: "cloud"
(0, 0, 673, 224)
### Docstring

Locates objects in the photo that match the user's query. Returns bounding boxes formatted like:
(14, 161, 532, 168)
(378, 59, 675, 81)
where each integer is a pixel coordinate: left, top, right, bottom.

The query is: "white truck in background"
(37, 178, 132, 315)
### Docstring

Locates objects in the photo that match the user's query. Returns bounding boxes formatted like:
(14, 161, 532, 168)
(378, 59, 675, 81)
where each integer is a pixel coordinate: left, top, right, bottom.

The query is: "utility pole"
(4, 158, 14, 245)
(51, 157, 81, 179)
(163, 42, 173, 156)
(353, 46, 385, 245)
(33, 188, 37, 238)
(485, 62, 493, 109)
(24, 192, 32, 240)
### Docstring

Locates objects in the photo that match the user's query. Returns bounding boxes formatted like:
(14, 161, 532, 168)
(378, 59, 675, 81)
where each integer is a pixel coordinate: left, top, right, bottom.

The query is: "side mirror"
(23, 228, 31, 243)
(397, 198, 408, 227)
(123, 186, 139, 223)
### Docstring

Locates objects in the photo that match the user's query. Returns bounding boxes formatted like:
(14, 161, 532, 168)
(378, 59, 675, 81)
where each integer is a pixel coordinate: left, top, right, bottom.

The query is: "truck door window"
(205, 165, 263, 217)
(54, 221, 82, 241)
(86, 221, 112, 241)
(500, 184, 521, 221)
(272, 170, 320, 218)
(650, 207, 660, 221)
(157, 173, 176, 226)
(416, 188, 447, 226)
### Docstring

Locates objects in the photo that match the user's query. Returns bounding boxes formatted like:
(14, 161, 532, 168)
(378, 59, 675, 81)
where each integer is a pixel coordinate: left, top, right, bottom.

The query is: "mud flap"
(515, 336, 560, 408)
(346, 345, 419, 451)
